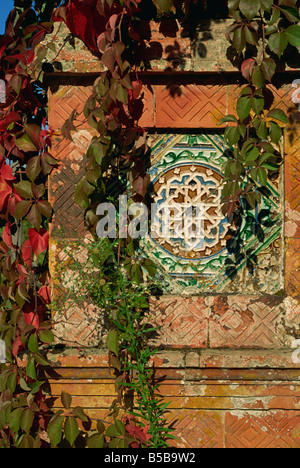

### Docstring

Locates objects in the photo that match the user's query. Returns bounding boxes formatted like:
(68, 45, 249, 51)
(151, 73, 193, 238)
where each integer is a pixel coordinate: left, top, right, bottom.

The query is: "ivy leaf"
(28, 228, 49, 256)
(154, 0, 173, 13)
(64, 416, 79, 446)
(9, 408, 24, 434)
(267, 109, 290, 123)
(47, 414, 64, 448)
(260, 58, 276, 82)
(225, 126, 240, 146)
(75, 180, 89, 210)
(14, 181, 33, 199)
(269, 121, 282, 143)
(27, 204, 42, 229)
(285, 25, 300, 47)
(280, 6, 300, 23)
(61, 391, 72, 410)
(239, 0, 261, 19)
(246, 191, 260, 209)
(72, 407, 89, 423)
(258, 167, 268, 186)
(268, 32, 288, 57)
(106, 424, 121, 438)
(106, 330, 119, 356)
(39, 329, 54, 344)
(241, 58, 256, 82)
(232, 27, 246, 54)
(237, 96, 252, 122)
(28, 333, 39, 353)
(252, 65, 265, 88)
(15, 200, 32, 220)
(257, 121, 268, 139)
(15, 134, 37, 153)
(218, 115, 238, 125)
(228, 0, 240, 10)
(26, 156, 41, 182)
(260, 0, 273, 12)
(20, 408, 34, 434)
(87, 433, 104, 448)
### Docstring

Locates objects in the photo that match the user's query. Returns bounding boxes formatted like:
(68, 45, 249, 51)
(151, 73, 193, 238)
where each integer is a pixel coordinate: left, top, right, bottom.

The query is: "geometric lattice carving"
(226, 412, 300, 449)
(142, 133, 283, 295)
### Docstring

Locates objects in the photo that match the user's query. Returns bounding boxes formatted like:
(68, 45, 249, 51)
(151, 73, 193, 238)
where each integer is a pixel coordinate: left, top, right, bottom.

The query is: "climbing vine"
(0, 0, 299, 449)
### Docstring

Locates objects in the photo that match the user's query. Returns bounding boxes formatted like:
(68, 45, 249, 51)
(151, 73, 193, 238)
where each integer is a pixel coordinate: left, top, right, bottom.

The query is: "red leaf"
(241, 58, 256, 82)
(12, 331, 24, 357)
(65, 0, 107, 53)
(3, 222, 12, 247)
(28, 228, 49, 257)
(24, 300, 47, 330)
(38, 285, 51, 305)
(0, 177, 13, 212)
(21, 240, 33, 266)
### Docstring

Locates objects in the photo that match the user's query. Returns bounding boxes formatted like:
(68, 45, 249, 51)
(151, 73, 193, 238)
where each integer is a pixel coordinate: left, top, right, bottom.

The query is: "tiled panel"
(142, 133, 283, 295)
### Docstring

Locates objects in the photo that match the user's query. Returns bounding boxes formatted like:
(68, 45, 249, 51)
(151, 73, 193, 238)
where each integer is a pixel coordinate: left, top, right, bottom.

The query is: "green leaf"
(15, 200, 32, 220)
(252, 65, 265, 88)
(25, 156, 41, 182)
(228, 0, 240, 10)
(106, 330, 119, 356)
(269, 121, 282, 143)
(64, 416, 79, 446)
(9, 408, 24, 434)
(218, 115, 238, 125)
(75, 180, 89, 210)
(14, 181, 33, 198)
(267, 109, 290, 123)
(27, 204, 42, 229)
(251, 95, 265, 114)
(61, 391, 72, 410)
(286, 25, 300, 46)
(15, 134, 37, 152)
(28, 333, 39, 353)
(260, 58, 276, 82)
(246, 191, 260, 209)
(240, 0, 261, 19)
(39, 329, 54, 344)
(225, 127, 241, 146)
(237, 96, 252, 122)
(72, 407, 89, 423)
(115, 420, 126, 435)
(281, 6, 300, 23)
(6, 372, 17, 393)
(106, 424, 121, 438)
(260, 0, 273, 12)
(26, 357, 37, 380)
(258, 167, 268, 185)
(257, 121, 268, 139)
(245, 145, 260, 163)
(87, 433, 104, 448)
(232, 27, 246, 54)
(268, 32, 288, 57)
(47, 414, 64, 448)
(20, 408, 34, 434)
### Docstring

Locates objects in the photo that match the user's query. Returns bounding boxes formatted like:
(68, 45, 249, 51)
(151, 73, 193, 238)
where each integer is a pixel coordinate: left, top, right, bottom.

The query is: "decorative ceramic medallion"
(140, 134, 284, 295)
